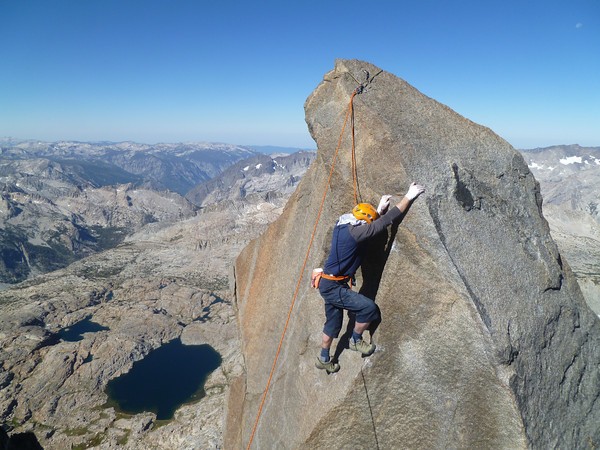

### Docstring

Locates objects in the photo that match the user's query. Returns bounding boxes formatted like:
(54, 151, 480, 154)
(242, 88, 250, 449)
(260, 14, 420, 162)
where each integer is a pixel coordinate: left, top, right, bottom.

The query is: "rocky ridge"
(0, 140, 258, 195)
(0, 150, 313, 448)
(0, 216, 237, 449)
(521, 145, 600, 314)
(230, 60, 600, 448)
(0, 156, 198, 285)
(186, 151, 315, 207)
(0, 202, 279, 449)
(0, 143, 314, 286)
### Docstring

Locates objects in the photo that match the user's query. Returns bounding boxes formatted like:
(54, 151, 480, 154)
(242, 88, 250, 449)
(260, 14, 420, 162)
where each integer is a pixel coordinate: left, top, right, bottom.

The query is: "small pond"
(58, 316, 109, 342)
(104, 339, 222, 420)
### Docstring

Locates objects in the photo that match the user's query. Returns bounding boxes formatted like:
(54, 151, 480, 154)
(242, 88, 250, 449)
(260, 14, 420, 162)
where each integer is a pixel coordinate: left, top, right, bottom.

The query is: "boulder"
(229, 59, 600, 449)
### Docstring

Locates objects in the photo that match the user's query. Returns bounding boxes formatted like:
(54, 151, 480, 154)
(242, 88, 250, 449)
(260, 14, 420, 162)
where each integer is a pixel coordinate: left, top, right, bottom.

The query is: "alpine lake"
(59, 316, 222, 420)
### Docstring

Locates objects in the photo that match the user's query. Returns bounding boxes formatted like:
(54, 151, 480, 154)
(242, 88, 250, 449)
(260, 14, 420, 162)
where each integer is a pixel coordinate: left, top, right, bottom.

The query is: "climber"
(314, 182, 425, 373)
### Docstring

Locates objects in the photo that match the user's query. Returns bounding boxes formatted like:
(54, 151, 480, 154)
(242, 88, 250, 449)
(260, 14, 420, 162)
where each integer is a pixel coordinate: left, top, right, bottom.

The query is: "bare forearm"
(396, 182, 425, 213)
(395, 195, 412, 214)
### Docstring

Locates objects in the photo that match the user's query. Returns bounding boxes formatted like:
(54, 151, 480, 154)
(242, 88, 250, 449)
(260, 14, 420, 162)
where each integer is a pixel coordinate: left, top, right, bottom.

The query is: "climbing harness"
(321, 272, 354, 290)
(245, 70, 380, 450)
(320, 273, 351, 282)
(311, 270, 351, 290)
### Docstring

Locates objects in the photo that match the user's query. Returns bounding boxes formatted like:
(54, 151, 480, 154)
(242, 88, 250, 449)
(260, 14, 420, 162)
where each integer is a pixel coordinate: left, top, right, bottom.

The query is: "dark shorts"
(318, 277, 380, 338)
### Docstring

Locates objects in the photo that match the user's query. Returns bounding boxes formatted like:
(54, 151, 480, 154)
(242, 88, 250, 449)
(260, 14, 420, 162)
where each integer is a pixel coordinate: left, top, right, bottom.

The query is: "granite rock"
(230, 59, 600, 449)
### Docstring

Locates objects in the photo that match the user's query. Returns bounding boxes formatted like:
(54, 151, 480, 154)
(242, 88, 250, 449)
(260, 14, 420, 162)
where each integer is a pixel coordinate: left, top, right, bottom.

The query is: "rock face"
(521, 145, 600, 314)
(230, 60, 600, 448)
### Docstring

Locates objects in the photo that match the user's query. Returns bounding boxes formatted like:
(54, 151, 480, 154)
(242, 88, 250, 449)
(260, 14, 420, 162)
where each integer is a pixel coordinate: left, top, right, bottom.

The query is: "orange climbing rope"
(350, 94, 360, 205)
(245, 89, 361, 449)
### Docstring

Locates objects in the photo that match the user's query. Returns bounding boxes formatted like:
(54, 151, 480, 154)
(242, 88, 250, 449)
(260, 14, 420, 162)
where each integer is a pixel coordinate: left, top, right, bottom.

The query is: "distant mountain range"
(0, 140, 315, 285)
(245, 145, 316, 154)
(186, 151, 315, 207)
(520, 144, 600, 216)
(1, 139, 596, 312)
(0, 140, 258, 195)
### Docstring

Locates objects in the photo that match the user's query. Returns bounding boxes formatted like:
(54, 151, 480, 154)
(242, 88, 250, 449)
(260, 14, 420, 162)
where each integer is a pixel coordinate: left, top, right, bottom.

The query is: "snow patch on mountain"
(560, 156, 583, 165)
(520, 144, 600, 315)
(528, 162, 556, 171)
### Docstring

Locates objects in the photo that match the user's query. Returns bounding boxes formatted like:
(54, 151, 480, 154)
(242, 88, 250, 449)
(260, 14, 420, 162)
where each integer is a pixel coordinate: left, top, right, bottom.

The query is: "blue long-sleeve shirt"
(323, 206, 403, 277)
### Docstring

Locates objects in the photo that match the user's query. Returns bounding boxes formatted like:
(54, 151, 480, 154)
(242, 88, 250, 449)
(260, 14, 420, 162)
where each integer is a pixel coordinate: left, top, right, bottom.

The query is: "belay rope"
(350, 88, 361, 205)
(246, 74, 376, 449)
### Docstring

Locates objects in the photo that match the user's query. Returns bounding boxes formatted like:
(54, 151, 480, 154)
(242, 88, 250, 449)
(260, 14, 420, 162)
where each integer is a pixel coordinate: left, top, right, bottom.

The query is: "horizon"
(2, 136, 600, 152)
(1, 1, 599, 149)
(0, 137, 316, 151)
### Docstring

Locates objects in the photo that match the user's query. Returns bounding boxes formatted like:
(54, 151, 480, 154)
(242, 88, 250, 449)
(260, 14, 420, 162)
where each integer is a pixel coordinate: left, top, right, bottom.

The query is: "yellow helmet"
(352, 203, 379, 223)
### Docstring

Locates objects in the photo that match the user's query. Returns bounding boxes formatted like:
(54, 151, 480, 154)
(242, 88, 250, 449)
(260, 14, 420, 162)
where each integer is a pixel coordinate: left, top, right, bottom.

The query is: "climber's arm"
(351, 183, 425, 243)
(396, 182, 425, 213)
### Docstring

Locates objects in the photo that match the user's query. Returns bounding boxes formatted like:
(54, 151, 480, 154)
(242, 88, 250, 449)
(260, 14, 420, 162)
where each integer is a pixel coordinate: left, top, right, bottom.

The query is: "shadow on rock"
(0, 428, 44, 450)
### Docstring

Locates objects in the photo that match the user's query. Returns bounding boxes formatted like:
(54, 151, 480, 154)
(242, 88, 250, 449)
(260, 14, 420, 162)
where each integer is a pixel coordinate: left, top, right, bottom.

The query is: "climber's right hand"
(405, 182, 425, 201)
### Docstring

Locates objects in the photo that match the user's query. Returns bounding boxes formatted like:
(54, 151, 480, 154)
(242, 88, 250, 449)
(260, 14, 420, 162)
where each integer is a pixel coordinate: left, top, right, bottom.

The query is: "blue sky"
(1, 0, 598, 149)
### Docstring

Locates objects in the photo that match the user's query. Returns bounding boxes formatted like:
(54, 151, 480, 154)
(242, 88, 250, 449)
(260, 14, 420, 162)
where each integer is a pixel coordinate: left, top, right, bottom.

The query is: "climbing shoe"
(349, 338, 376, 356)
(315, 357, 340, 374)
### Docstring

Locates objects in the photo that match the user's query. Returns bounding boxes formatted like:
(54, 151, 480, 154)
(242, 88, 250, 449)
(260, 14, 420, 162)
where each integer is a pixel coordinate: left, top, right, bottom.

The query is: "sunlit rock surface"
(230, 59, 600, 449)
